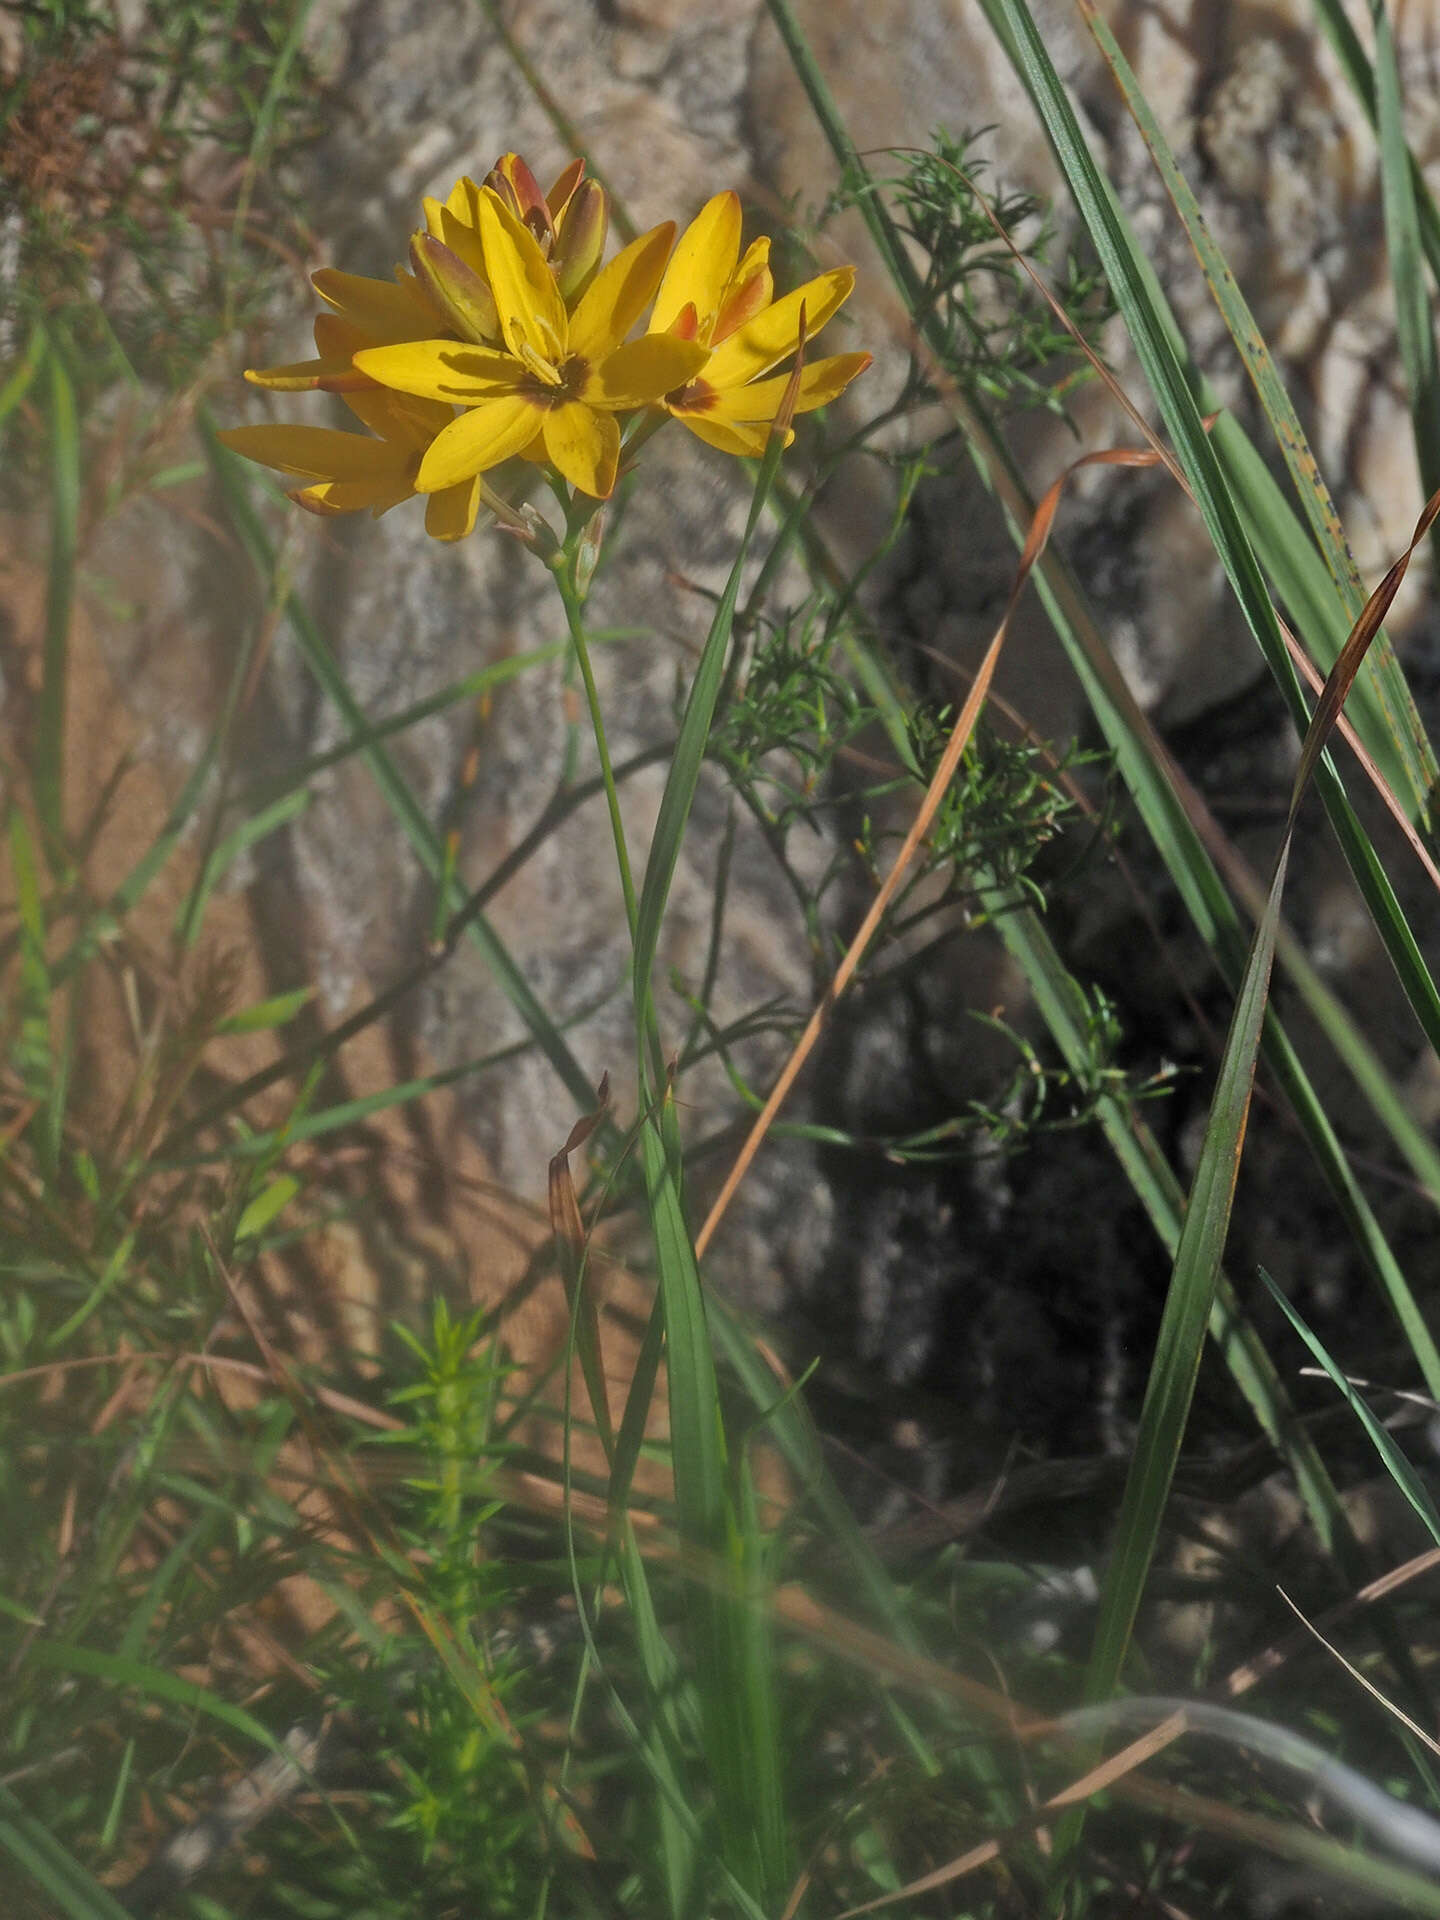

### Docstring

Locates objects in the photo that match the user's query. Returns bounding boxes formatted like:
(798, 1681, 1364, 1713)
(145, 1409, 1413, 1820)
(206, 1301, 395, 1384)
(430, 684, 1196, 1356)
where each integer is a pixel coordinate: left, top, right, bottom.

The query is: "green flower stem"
(553, 520, 639, 942)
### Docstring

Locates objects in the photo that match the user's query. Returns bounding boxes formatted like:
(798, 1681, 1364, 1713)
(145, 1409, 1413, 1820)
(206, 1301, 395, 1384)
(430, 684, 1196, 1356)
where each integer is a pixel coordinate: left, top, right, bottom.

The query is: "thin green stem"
(554, 538, 639, 941)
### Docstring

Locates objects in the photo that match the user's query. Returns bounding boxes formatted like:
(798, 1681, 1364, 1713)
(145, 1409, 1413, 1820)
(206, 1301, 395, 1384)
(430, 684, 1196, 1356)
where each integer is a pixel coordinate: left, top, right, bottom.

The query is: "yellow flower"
(649, 190, 871, 455)
(410, 155, 607, 346)
(355, 191, 707, 499)
(216, 387, 483, 542)
(242, 153, 598, 397)
(242, 268, 445, 393)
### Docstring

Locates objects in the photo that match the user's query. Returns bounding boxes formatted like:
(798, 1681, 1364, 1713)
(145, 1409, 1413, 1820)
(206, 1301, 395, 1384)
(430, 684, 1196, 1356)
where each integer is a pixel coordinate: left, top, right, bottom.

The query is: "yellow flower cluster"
(220, 154, 871, 543)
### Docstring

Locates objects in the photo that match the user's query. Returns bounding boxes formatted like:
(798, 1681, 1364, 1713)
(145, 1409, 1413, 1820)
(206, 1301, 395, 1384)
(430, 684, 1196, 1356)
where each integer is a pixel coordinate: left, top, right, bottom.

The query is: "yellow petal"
(703, 268, 855, 390)
(291, 471, 417, 517)
(477, 191, 567, 373)
(650, 192, 741, 338)
(312, 312, 371, 364)
(354, 340, 522, 401)
(567, 222, 676, 363)
(434, 203, 489, 280)
(243, 312, 384, 393)
(703, 351, 872, 422)
(415, 396, 538, 490)
(586, 334, 709, 409)
(424, 477, 482, 541)
(676, 414, 782, 457)
(216, 423, 410, 483)
(546, 157, 587, 223)
(311, 268, 439, 340)
(243, 359, 346, 394)
(342, 385, 453, 447)
(712, 237, 773, 343)
(542, 402, 619, 497)
(427, 175, 483, 241)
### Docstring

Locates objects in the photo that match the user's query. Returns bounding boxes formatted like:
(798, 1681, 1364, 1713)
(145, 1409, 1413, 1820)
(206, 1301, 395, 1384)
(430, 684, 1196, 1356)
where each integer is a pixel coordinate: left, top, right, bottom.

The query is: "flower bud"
(409, 233, 499, 345)
(550, 179, 608, 304)
(545, 157, 586, 226)
(486, 152, 552, 248)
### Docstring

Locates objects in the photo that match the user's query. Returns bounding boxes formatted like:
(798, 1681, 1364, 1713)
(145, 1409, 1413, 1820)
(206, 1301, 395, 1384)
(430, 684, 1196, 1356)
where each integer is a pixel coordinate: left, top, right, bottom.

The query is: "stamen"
(517, 341, 562, 387)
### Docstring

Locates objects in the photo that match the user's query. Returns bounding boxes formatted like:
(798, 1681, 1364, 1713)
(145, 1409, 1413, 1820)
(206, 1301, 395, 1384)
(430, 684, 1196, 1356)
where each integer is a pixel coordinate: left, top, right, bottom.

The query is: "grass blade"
(1077, 489, 1424, 1830)
(625, 408, 793, 1901)
(1261, 1270, 1440, 1550)
(28, 1641, 282, 1752)
(1086, 845, 1289, 1703)
(0, 1785, 135, 1920)
(1312, 0, 1440, 288)
(987, 0, 1440, 1078)
(1371, 0, 1440, 504)
(36, 339, 79, 855)
(1077, 0, 1436, 821)
(202, 410, 601, 1118)
(0, 321, 46, 436)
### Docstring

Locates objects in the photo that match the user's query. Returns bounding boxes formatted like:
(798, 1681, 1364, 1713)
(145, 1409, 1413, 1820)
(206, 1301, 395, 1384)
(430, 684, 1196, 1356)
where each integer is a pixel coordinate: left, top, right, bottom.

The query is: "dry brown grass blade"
(695, 433, 1163, 1258)
(1210, 1541, 1440, 1725)
(819, 1526, 1440, 1913)
(1274, 1584, 1440, 1759)
(1291, 482, 1440, 822)
(825, 1709, 1187, 1918)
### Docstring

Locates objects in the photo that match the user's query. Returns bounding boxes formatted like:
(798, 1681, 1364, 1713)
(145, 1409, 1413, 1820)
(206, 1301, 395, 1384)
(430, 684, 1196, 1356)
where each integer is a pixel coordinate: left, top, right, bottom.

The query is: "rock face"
(38, 0, 1440, 1465)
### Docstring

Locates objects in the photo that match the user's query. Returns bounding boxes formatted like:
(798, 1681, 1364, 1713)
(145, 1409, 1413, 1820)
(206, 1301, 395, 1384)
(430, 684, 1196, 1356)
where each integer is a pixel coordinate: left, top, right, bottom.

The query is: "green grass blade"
(42, 1231, 136, 1352)
(1261, 1269, 1440, 1549)
(561, 1537, 770, 1920)
(0, 1785, 135, 1920)
(1312, 0, 1440, 287)
(177, 787, 310, 948)
(763, 0, 927, 317)
(625, 416, 792, 1902)
(1078, 0, 1436, 819)
(618, 1518, 697, 1920)
(1211, 417, 1436, 817)
(732, 1448, 788, 1897)
(1371, 0, 1440, 504)
(988, 0, 1440, 1073)
(237, 636, 642, 805)
(1088, 844, 1289, 1703)
(635, 1096, 796, 1902)
(984, 0, 1436, 1731)
(987, 898, 1355, 1555)
(608, 1291, 666, 1548)
(28, 1640, 282, 1751)
(216, 985, 315, 1035)
(161, 1012, 604, 1168)
(220, 0, 317, 333)
(201, 409, 600, 1117)
(0, 321, 46, 436)
(37, 340, 79, 855)
(632, 428, 787, 1021)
